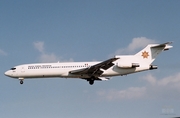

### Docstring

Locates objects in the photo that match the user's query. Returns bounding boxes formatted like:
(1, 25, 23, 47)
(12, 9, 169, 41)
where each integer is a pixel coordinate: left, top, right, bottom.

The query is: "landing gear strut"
(19, 78, 24, 85)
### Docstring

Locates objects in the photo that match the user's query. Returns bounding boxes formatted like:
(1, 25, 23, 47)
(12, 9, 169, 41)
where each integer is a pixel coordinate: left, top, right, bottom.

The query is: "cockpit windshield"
(11, 68, 16, 70)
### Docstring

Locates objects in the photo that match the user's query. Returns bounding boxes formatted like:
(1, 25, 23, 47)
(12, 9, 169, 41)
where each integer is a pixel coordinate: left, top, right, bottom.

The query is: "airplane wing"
(69, 57, 119, 76)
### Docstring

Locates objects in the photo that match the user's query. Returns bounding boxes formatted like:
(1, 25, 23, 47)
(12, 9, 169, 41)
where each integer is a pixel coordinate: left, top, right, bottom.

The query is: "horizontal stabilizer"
(151, 42, 173, 50)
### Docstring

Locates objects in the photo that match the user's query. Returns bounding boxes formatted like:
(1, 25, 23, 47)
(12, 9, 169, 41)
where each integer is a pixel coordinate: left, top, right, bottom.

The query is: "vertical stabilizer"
(135, 42, 173, 64)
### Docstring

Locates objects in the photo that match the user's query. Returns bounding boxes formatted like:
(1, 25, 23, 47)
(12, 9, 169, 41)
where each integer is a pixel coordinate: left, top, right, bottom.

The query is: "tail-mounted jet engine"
(117, 62, 140, 69)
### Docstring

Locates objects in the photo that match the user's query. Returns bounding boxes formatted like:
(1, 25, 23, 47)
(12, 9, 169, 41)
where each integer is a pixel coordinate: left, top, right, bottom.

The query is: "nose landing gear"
(19, 78, 24, 85)
(20, 80, 23, 84)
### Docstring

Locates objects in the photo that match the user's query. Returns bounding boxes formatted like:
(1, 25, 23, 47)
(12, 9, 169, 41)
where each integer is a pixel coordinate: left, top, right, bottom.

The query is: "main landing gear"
(87, 78, 95, 85)
(89, 80, 94, 85)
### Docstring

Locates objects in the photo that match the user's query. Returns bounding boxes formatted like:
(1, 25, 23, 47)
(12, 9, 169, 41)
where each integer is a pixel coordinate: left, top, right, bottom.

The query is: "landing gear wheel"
(20, 80, 23, 84)
(89, 80, 94, 85)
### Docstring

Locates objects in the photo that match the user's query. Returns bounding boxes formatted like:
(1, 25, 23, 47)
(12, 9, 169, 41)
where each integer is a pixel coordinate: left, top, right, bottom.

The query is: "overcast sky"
(0, 1, 180, 118)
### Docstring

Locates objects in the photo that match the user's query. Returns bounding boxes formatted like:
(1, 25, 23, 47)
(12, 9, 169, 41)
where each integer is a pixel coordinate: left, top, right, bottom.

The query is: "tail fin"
(135, 42, 173, 64)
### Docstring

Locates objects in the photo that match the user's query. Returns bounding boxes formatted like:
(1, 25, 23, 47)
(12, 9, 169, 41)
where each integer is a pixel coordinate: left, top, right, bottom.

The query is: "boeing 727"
(5, 42, 173, 85)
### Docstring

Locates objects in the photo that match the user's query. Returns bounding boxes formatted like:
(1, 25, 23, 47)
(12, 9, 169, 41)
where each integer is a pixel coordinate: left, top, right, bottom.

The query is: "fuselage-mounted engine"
(117, 62, 140, 69)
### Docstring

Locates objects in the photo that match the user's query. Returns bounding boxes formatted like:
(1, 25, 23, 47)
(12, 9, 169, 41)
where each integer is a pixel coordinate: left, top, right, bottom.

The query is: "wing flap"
(82, 77, 110, 81)
(98, 77, 110, 81)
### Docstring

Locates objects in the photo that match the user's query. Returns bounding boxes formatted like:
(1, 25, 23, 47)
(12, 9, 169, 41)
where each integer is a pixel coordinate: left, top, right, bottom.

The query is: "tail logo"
(142, 51, 149, 59)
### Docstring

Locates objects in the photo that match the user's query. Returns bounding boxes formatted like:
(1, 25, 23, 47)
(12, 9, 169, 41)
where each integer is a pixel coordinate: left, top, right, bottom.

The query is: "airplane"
(4, 42, 173, 85)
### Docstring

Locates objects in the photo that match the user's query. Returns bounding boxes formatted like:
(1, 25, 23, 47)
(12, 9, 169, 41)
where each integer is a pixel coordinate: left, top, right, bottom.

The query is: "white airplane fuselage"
(5, 60, 150, 79)
(4, 42, 172, 85)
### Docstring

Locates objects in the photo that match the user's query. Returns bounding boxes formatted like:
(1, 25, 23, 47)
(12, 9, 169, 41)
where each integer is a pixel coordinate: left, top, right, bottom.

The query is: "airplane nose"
(4, 71, 10, 76)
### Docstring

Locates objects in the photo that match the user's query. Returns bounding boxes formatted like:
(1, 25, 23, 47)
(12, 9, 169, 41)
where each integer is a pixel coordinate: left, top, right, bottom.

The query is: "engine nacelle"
(117, 62, 139, 69)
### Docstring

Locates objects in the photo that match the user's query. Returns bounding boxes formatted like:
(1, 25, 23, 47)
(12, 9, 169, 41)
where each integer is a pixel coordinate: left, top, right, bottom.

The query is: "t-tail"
(134, 42, 173, 69)
(115, 42, 172, 71)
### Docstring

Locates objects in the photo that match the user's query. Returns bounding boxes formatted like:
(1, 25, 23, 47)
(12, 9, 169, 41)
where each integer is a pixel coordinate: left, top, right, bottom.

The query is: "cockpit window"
(11, 68, 16, 70)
